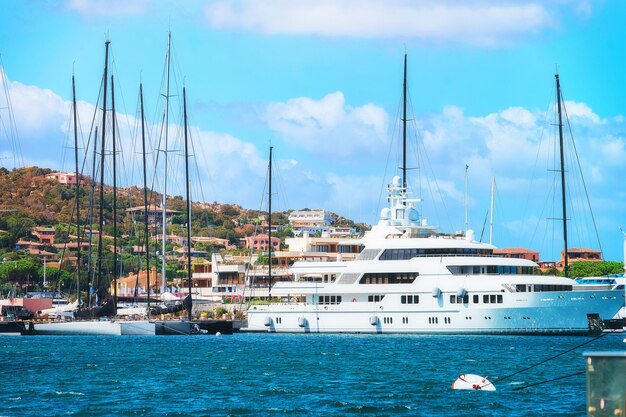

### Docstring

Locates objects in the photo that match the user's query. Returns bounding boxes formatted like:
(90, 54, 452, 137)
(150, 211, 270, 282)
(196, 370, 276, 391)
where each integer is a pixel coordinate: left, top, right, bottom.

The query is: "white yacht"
(245, 176, 624, 334)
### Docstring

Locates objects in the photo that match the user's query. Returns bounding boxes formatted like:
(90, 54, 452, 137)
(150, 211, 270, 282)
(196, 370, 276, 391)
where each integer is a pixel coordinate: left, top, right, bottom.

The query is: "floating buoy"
(215, 332, 221, 337)
(451, 374, 496, 391)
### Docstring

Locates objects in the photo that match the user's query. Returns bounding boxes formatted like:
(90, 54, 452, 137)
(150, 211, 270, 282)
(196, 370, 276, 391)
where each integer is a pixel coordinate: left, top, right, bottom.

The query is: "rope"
(512, 371, 585, 391)
(483, 329, 615, 390)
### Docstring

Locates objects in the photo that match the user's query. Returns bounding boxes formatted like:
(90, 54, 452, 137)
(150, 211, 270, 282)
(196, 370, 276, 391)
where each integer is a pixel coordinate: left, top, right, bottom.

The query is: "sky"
(1, 0, 626, 262)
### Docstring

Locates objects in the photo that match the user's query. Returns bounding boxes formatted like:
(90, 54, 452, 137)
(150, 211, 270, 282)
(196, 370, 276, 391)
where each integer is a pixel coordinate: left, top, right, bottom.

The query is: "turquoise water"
(1, 333, 623, 416)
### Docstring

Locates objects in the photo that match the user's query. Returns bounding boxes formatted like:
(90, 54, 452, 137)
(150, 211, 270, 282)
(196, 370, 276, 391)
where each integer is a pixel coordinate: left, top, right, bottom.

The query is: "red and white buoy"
(451, 374, 496, 391)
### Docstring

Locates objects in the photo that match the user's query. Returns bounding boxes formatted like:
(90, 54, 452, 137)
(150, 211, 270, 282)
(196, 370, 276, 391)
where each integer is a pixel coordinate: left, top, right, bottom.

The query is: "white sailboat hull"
(32, 320, 157, 335)
(32, 320, 122, 335)
(120, 321, 156, 335)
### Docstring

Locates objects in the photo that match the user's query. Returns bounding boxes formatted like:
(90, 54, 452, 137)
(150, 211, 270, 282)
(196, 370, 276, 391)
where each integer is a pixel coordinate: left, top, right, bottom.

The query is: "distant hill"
(0, 165, 368, 250)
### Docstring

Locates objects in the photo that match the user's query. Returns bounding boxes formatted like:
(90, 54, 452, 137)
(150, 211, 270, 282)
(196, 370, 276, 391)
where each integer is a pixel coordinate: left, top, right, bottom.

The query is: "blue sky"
(1, 0, 625, 263)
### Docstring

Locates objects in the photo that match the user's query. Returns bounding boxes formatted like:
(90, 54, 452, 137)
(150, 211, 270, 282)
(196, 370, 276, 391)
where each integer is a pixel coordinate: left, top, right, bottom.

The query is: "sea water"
(1, 333, 623, 416)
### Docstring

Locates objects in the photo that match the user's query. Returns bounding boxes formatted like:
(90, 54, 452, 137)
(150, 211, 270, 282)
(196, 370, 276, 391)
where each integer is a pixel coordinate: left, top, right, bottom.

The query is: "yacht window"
(358, 249, 381, 261)
(359, 272, 418, 284)
(318, 295, 343, 305)
(473, 294, 479, 303)
(380, 247, 493, 261)
(450, 294, 469, 304)
(497, 294, 503, 303)
(483, 294, 489, 303)
(401, 295, 419, 304)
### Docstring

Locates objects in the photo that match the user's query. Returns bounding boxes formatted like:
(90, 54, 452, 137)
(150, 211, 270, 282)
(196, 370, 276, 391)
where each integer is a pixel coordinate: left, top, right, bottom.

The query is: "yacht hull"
(246, 289, 624, 335)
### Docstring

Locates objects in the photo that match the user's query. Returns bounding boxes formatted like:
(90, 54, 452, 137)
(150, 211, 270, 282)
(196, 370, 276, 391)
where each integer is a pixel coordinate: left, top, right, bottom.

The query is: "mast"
(268, 146, 273, 292)
(87, 125, 97, 308)
(183, 87, 192, 321)
(139, 83, 151, 316)
(111, 75, 117, 316)
(96, 40, 110, 305)
(72, 74, 81, 304)
(402, 53, 407, 190)
(161, 31, 171, 294)
(556, 73, 569, 277)
(464, 164, 469, 232)
(489, 176, 495, 245)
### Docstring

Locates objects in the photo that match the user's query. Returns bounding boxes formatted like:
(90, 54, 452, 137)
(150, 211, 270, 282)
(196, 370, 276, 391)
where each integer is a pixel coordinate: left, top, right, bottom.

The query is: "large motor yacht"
(246, 176, 624, 334)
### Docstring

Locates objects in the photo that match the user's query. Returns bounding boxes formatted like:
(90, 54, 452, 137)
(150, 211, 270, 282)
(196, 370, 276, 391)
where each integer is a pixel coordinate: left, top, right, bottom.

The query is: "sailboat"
(32, 41, 154, 336)
(154, 86, 195, 335)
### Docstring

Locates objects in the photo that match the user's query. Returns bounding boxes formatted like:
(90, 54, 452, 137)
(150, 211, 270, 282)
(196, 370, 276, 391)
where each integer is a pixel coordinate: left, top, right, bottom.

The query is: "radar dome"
(392, 176, 401, 186)
(380, 207, 391, 220)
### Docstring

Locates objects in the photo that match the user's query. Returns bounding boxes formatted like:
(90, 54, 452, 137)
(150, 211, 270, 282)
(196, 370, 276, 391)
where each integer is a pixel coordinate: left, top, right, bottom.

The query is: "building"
(558, 248, 602, 267)
(244, 234, 280, 251)
(285, 231, 361, 261)
(288, 209, 335, 235)
(32, 227, 56, 244)
(493, 248, 539, 262)
(125, 204, 179, 225)
(45, 171, 83, 185)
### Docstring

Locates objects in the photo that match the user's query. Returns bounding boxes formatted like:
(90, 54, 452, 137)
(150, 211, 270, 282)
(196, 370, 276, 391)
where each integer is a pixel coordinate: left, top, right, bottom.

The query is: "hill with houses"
(0, 166, 368, 295)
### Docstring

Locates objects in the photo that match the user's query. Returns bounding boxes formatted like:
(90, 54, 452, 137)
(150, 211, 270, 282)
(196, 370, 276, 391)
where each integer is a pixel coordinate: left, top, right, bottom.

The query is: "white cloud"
(265, 91, 388, 158)
(64, 0, 150, 17)
(562, 100, 601, 124)
(205, 0, 553, 45)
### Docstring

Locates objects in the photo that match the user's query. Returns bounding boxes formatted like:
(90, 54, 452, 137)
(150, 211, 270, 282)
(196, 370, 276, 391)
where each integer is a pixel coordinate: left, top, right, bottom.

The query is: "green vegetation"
(0, 166, 365, 296)
(569, 261, 624, 278)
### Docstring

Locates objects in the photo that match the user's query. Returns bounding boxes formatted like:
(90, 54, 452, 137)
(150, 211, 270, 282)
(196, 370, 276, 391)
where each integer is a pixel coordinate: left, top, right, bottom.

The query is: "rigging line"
(522, 82, 554, 250)
(376, 88, 402, 225)
(0, 57, 25, 168)
(244, 164, 270, 304)
(407, 96, 425, 217)
(512, 371, 584, 391)
(487, 329, 615, 388)
(561, 93, 604, 259)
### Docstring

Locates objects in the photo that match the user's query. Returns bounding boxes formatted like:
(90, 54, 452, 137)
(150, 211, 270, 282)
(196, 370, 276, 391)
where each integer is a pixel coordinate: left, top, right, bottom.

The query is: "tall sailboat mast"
(71, 74, 81, 304)
(87, 125, 97, 308)
(402, 53, 407, 190)
(96, 40, 110, 304)
(111, 75, 118, 316)
(139, 83, 151, 315)
(489, 176, 495, 245)
(183, 87, 193, 321)
(161, 31, 171, 294)
(556, 73, 569, 277)
(268, 146, 273, 292)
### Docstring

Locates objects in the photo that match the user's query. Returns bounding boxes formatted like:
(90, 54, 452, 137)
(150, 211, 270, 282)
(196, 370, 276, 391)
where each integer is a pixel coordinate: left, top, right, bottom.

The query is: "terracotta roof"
(493, 248, 538, 254)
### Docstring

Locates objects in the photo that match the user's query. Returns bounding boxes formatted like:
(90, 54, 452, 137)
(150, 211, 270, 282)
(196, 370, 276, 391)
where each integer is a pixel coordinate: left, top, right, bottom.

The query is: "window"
(473, 294, 479, 303)
(360, 272, 418, 284)
(380, 247, 494, 260)
(450, 294, 469, 304)
(318, 295, 342, 305)
(368, 295, 385, 302)
(400, 295, 419, 304)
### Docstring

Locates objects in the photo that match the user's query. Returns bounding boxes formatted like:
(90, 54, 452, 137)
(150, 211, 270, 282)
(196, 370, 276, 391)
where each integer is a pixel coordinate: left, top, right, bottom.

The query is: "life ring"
(352, 298, 357, 302)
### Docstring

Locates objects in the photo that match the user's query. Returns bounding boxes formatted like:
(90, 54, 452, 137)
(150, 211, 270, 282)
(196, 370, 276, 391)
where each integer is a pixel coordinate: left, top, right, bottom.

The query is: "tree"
(569, 261, 624, 278)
